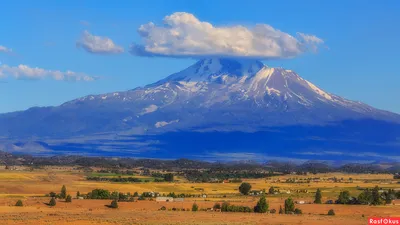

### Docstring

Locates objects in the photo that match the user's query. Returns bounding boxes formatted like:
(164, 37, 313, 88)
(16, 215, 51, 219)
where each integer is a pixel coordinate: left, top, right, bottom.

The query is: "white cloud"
(76, 30, 124, 54)
(0, 45, 12, 53)
(130, 12, 324, 59)
(0, 64, 98, 81)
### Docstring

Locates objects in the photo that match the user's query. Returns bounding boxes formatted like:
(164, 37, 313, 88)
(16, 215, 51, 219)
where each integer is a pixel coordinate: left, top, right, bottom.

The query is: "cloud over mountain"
(0, 45, 12, 53)
(77, 30, 124, 54)
(130, 12, 324, 59)
(0, 64, 98, 81)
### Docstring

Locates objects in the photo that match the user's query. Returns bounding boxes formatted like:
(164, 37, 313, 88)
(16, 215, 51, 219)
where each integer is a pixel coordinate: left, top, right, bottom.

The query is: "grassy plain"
(0, 167, 399, 224)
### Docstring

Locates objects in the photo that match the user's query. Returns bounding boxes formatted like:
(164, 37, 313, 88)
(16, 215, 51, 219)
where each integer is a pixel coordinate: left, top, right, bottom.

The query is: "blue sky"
(1, 0, 399, 113)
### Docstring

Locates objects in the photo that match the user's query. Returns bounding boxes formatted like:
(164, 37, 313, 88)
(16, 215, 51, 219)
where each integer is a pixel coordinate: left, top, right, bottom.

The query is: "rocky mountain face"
(1, 58, 399, 162)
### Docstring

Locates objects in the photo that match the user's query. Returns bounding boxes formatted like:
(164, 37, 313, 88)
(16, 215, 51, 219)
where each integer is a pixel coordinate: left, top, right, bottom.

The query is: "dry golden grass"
(0, 167, 399, 224)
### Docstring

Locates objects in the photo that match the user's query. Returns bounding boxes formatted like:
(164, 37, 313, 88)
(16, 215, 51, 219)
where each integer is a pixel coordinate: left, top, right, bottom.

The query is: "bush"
(160, 206, 166, 211)
(279, 205, 283, 214)
(66, 195, 72, 203)
(110, 199, 118, 208)
(49, 197, 56, 206)
(270, 209, 276, 214)
(294, 208, 302, 214)
(328, 209, 335, 216)
(15, 200, 23, 207)
(192, 203, 199, 212)
(213, 203, 221, 210)
(221, 202, 230, 212)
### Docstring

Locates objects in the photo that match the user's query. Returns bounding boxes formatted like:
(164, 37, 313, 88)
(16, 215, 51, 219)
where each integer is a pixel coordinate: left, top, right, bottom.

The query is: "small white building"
(156, 197, 174, 202)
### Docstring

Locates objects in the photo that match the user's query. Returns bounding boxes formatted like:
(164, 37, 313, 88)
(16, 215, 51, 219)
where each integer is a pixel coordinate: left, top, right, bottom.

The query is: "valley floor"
(0, 167, 399, 224)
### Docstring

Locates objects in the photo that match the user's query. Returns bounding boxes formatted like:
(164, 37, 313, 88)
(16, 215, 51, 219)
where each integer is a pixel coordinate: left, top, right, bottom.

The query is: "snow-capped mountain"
(0, 58, 399, 161)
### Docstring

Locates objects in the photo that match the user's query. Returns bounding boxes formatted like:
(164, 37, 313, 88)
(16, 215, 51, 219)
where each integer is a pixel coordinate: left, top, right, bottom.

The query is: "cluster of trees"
(336, 186, 397, 205)
(151, 172, 174, 182)
(46, 185, 72, 206)
(96, 169, 136, 175)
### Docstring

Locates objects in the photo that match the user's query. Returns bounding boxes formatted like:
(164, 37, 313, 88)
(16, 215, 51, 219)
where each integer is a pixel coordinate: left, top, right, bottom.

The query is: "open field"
(0, 167, 399, 224)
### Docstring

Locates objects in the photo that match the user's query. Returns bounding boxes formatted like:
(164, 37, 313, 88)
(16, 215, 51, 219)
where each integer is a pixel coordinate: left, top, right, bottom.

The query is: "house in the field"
(249, 190, 263, 196)
(156, 197, 174, 202)
(174, 198, 184, 202)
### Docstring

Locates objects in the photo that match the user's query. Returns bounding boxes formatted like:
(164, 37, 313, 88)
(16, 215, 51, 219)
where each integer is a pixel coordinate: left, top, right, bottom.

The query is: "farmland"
(0, 166, 399, 224)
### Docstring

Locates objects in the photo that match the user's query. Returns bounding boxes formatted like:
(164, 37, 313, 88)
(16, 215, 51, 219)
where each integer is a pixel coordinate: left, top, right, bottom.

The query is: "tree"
(328, 209, 335, 216)
(192, 203, 198, 212)
(60, 185, 67, 199)
(66, 195, 72, 203)
(76, 191, 80, 198)
(239, 182, 252, 195)
(383, 189, 396, 204)
(133, 192, 139, 197)
(337, 191, 351, 204)
(110, 199, 118, 208)
(284, 198, 295, 214)
(278, 205, 283, 214)
(314, 189, 322, 204)
(49, 197, 56, 206)
(254, 195, 269, 213)
(268, 186, 275, 194)
(371, 186, 382, 205)
(15, 200, 23, 207)
(164, 173, 174, 182)
(357, 189, 373, 205)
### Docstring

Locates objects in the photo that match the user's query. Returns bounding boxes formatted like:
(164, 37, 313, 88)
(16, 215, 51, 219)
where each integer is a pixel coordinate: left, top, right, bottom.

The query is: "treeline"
(182, 170, 278, 182)
(2, 151, 400, 174)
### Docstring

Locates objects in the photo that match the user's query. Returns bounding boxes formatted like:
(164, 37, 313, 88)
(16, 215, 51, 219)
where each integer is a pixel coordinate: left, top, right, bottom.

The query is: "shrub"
(213, 203, 221, 210)
(221, 202, 230, 212)
(66, 195, 72, 203)
(192, 203, 199, 212)
(327, 209, 335, 216)
(279, 205, 283, 214)
(294, 208, 302, 214)
(270, 209, 276, 214)
(49, 197, 56, 206)
(110, 199, 118, 209)
(15, 200, 23, 207)
(239, 183, 252, 195)
(160, 206, 166, 211)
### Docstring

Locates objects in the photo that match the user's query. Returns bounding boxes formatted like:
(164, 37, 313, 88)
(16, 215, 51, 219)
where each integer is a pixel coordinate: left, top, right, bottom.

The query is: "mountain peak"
(152, 58, 265, 85)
